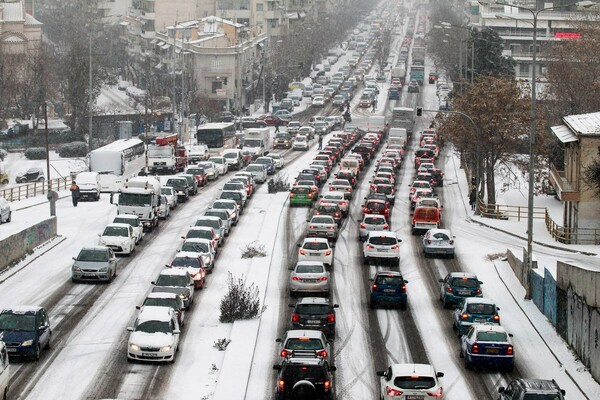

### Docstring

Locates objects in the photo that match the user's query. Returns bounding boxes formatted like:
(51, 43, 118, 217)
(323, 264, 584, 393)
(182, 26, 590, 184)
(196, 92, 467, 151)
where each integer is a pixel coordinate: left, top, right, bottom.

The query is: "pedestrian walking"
(372, 97, 378, 112)
(469, 187, 477, 211)
(274, 119, 281, 133)
(70, 180, 80, 207)
(318, 135, 323, 150)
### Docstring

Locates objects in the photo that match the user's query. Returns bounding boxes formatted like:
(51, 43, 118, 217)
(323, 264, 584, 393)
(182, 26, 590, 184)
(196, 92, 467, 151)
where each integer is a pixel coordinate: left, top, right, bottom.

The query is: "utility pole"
(44, 103, 50, 192)
(88, 33, 93, 151)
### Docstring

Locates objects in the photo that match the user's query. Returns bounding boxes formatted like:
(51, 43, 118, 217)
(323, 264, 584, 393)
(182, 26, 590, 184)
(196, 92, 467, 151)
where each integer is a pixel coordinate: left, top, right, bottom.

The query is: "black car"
(290, 297, 338, 338)
(498, 378, 566, 400)
(353, 145, 372, 163)
(273, 353, 336, 400)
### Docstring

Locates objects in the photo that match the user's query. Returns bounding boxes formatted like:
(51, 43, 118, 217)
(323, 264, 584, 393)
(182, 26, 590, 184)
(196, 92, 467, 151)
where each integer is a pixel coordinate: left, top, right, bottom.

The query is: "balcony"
(549, 163, 580, 202)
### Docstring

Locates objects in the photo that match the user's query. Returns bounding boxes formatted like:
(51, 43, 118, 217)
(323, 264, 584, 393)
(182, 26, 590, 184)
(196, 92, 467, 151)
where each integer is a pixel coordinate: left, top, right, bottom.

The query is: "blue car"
(460, 324, 514, 371)
(452, 297, 500, 336)
(254, 156, 275, 175)
(439, 272, 483, 309)
(0, 306, 52, 360)
(369, 271, 408, 310)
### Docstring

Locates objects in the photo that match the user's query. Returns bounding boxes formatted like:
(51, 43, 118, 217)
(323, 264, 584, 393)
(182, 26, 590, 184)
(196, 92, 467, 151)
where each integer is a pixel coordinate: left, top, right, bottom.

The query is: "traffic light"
(416, 107, 423, 117)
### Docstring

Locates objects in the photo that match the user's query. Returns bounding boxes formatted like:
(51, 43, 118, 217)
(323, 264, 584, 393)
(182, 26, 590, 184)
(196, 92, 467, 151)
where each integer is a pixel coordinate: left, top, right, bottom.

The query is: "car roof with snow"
(136, 306, 174, 323)
(157, 268, 189, 277)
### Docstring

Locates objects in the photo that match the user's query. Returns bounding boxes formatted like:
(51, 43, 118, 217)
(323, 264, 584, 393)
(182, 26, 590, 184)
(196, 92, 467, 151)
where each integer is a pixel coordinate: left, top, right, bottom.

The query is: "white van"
(0, 342, 9, 400)
(76, 171, 101, 201)
(340, 158, 360, 176)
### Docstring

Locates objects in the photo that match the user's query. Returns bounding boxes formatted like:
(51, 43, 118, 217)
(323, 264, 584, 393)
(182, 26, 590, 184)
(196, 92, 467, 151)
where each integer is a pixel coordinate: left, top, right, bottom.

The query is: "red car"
(185, 167, 208, 187)
(362, 199, 390, 219)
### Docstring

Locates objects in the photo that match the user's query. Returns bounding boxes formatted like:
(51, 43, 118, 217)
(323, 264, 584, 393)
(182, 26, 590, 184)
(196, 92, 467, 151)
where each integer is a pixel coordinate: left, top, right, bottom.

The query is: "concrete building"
(549, 111, 600, 244)
(473, 1, 592, 80)
(0, 0, 42, 54)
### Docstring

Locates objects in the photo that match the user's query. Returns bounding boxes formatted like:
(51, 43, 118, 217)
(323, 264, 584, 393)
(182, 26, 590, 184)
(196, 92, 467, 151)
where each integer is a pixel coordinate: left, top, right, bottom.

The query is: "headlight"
(129, 344, 140, 351)
(160, 346, 172, 352)
(122, 240, 129, 247)
(99, 267, 108, 272)
(22, 340, 33, 346)
(73, 265, 81, 272)
(202, 256, 210, 265)
(178, 294, 188, 299)
(99, 238, 106, 245)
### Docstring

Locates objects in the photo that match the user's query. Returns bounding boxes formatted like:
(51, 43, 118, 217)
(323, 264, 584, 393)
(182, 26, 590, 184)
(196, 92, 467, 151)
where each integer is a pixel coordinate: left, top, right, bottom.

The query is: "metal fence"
(1, 177, 73, 202)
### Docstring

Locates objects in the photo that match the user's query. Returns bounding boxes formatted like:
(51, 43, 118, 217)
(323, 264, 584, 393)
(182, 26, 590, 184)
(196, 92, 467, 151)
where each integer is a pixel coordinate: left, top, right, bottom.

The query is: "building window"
(520, 63, 530, 75)
(256, 3, 263, 11)
(529, 44, 539, 54)
(270, 19, 277, 29)
(212, 81, 223, 93)
(509, 43, 521, 54)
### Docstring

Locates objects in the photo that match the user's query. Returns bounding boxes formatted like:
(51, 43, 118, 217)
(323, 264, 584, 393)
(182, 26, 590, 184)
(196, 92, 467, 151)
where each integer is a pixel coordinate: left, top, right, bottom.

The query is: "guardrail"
(476, 198, 600, 245)
(0, 177, 73, 202)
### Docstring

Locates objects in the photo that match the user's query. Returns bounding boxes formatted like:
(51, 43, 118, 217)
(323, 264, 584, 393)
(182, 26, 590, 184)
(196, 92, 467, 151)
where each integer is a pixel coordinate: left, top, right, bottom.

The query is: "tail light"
(366, 244, 375, 249)
(324, 380, 331, 391)
(278, 379, 285, 392)
(292, 313, 300, 323)
(299, 249, 306, 255)
(292, 276, 301, 281)
(472, 344, 479, 353)
(372, 283, 377, 290)
(329, 187, 334, 191)
(363, 208, 369, 213)
(383, 224, 389, 229)
(475, 288, 482, 295)
(427, 387, 443, 397)
(360, 223, 366, 228)
(427, 239, 432, 244)
(340, 201, 347, 206)
(449, 239, 454, 244)
(345, 188, 351, 191)
(401, 285, 406, 293)
(335, 212, 340, 217)
(447, 287, 453, 293)
(493, 315, 500, 322)
(309, 225, 315, 229)
(507, 345, 513, 355)
(391, 245, 399, 250)
(325, 250, 332, 256)
(290, 193, 295, 198)
(319, 276, 328, 281)
(327, 313, 335, 323)
(386, 386, 403, 396)
(318, 350, 328, 358)
(327, 226, 334, 230)
(461, 313, 469, 320)
(308, 193, 313, 198)
(280, 350, 288, 358)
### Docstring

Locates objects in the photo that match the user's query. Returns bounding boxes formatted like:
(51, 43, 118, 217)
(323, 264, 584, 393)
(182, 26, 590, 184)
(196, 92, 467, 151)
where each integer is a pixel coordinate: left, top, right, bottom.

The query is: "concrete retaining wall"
(557, 261, 600, 308)
(0, 217, 57, 269)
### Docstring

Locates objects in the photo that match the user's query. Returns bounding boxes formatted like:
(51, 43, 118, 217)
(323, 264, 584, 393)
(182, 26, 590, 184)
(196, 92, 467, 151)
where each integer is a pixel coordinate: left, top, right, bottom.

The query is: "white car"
(319, 191, 349, 215)
(127, 306, 181, 363)
(211, 199, 240, 225)
(377, 363, 444, 399)
(312, 95, 326, 107)
(198, 161, 218, 180)
(160, 186, 179, 210)
(297, 237, 334, 268)
(293, 135, 309, 151)
(113, 214, 144, 244)
(98, 223, 136, 256)
(245, 163, 268, 183)
(209, 156, 229, 175)
(268, 153, 285, 169)
(363, 231, 401, 265)
(179, 238, 216, 272)
(0, 196, 11, 224)
(158, 194, 171, 219)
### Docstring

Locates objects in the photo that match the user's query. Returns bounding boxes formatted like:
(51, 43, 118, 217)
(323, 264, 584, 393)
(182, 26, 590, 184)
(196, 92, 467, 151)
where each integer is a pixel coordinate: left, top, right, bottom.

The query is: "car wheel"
(464, 357, 472, 370)
(399, 302, 407, 311)
(33, 344, 41, 361)
(442, 297, 449, 309)
(459, 349, 464, 358)
(449, 253, 455, 259)
(369, 300, 376, 309)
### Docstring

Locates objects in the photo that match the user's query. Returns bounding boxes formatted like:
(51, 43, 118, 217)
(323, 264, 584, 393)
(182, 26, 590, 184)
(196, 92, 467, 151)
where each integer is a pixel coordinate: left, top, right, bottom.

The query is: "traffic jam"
(0, 1, 588, 400)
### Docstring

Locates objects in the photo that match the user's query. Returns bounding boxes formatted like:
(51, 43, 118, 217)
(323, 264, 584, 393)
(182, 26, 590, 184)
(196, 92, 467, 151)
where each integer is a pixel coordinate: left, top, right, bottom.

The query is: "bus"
(88, 138, 146, 192)
(196, 122, 237, 155)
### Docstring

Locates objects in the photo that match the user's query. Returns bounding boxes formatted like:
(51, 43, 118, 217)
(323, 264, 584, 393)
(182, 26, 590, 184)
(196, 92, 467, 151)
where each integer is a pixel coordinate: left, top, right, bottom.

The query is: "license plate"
(475, 318, 487, 323)
(307, 320, 321, 324)
(142, 352, 158, 357)
(378, 248, 388, 252)
(406, 396, 424, 400)
(310, 252, 320, 256)
(458, 291, 470, 296)
(486, 348, 500, 354)
(303, 279, 317, 283)
(384, 289, 396, 293)
(6, 348, 16, 353)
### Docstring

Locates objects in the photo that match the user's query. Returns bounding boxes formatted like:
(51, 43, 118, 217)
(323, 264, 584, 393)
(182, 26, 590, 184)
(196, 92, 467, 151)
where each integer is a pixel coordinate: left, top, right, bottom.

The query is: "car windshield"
(431, 232, 450, 240)
(364, 217, 385, 225)
(466, 303, 496, 315)
(223, 153, 238, 159)
(171, 257, 200, 269)
(296, 304, 328, 315)
(369, 236, 397, 246)
(223, 183, 243, 191)
(375, 275, 403, 285)
(296, 264, 325, 274)
(196, 219, 220, 229)
(376, 186, 393, 194)
(166, 179, 185, 189)
(255, 159, 271, 165)
(303, 242, 329, 251)
(161, 188, 174, 195)
(283, 365, 326, 381)
(198, 163, 213, 170)
(318, 205, 338, 214)
(205, 211, 227, 221)
(119, 193, 151, 206)
(367, 202, 385, 210)
(312, 217, 333, 224)
(451, 278, 479, 288)
(102, 226, 129, 237)
(187, 229, 212, 239)
(135, 320, 171, 334)
(220, 192, 241, 200)
(77, 249, 109, 262)
(393, 376, 436, 390)
(155, 274, 188, 287)
(522, 394, 563, 400)
(285, 338, 323, 350)
(212, 202, 234, 211)
(247, 165, 263, 172)
(181, 242, 210, 253)
(477, 331, 508, 342)
(292, 187, 310, 194)
(209, 158, 224, 165)
(144, 298, 179, 310)
(0, 313, 36, 331)
(114, 217, 138, 227)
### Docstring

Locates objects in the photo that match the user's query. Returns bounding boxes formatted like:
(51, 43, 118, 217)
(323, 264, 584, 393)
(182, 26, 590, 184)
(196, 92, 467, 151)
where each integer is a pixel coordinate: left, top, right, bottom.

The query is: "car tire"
(464, 357, 472, 370)
(369, 300, 376, 309)
(442, 297, 449, 309)
(33, 344, 41, 361)
(459, 349, 464, 358)
(399, 302, 407, 311)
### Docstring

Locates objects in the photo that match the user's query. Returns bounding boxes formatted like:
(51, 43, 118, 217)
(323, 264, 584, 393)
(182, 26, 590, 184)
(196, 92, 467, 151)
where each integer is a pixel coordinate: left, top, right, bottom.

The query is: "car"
(277, 329, 331, 365)
(230, 174, 254, 197)
(313, 121, 330, 136)
(186, 144, 209, 163)
(215, 111, 235, 122)
(164, 176, 190, 203)
(332, 94, 345, 106)
(98, 223, 136, 256)
(160, 186, 179, 209)
(197, 161, 218, 180)
(184, 225, 221, 248)
(409, 180, 433, 199)
(335, 169, 357, 188)
(297, 238, 334, 268)
(222, 149, 244, 170)
(290, 185, 315, 207)
(298, 126, 316, 140)
(460, 323, 514, 371)
(179, 238, 216, 271)
(287, 121, 301, 135)
(0, 306, 52, 360)
(222, 181, 248, 204)
(274, 132, 293, 149)
(289, 261, 331, 297)
(312, 95, 326, 107)
(0, 196, 11, 224)
(127, 306, 180, 363)
(113, 214, 144, 244)
(377, 363, 444, 400)
(372, 184, 396, 205)
(439, 272, 483, 309)
(170, 252, 207, 289)
(185, 166, 208, 187)
(211, 199, 240, 225)
(208, 156, 229, 175)
(158, 194, 171, 219)
(307, 215, 339, 240)
(268, 153, 285, 169)
(314, 202, 343, 226)
(363, 231, 401, 265)
(369, 271, 408, 310)
(290, 297, 338, 338)
(421, 228, 455, 258)
(498, 378, 566, 400)
(327, 179, 353, 200)
(203, 207, 233, 236)
(273, 109, 293, 122)
(319, 191, 348, 216)
(142, 292, 186, 327)
(293, 135, 309, 151)
(245, 163, 268, 183)
(219, 190, 246, 209)
(407, 79, 420, 93)
(359, 214, 389, 241)
(15, 167, 44, 184)
(179, 174, 199, 196)
(151, 268, 195, 309)
(273, 350, 335, 400)
(71, 245, 118, 283)
(453, 297, 501, 336)
(255, 156, 276, 175)
(362, 198, 390, 219)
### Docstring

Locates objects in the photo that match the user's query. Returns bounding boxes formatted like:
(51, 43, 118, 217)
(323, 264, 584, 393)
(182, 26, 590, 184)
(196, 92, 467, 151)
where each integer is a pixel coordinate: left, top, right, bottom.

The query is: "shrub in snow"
(219, 272, 266, 323)
(24, 147, 47, 160)
(213, 338, 231, 351)
(241, 240, 267, 259)
(57, 141, 87, 158)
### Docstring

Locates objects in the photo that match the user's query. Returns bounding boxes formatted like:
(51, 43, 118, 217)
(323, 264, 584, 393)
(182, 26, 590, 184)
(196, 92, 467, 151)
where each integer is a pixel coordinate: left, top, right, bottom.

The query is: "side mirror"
(151, 281, 156, 285)
(498, 387, 505, 393)
(173, 329, 181, 335)
(275, 338, 282, 343)
(329, 366, 337, 372)
(438, 279, 444, 283)
(436, 372, 444, 378)
(127, 327, 133, 332)
(508, 333, 514, 337)
(72, 257, 77, 260)
(404, 280, 409, 283)
(479, 281, 483, 284)
(273, 365, 282, 371)
(297, 243, 301, 247)
(135, 306, 141, 310)
(376, 371, 386, 377)
(288, 304, 295, 308)
(181, 236, 186, 240)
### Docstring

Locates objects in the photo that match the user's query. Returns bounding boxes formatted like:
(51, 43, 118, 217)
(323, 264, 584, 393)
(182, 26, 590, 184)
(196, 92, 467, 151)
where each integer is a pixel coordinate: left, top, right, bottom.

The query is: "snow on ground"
(1, 150, 87, 185)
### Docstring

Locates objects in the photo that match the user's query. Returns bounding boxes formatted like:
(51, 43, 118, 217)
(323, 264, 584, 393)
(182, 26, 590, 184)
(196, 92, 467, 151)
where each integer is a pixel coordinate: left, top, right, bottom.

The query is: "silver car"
(319, 192, 349, 215)
(211, 199, 240, 225)
(179, 238, 216, 271)
(422, 228, 455, 258)
(71, 246, 118, 283)
(245, 163, 268, 183)
(359, 214, 389, 241)
(203, 209, 232, 236)
(289, 261, 330, 297)
(198, 161, 218, 180)
(306, 215, 338, 241)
